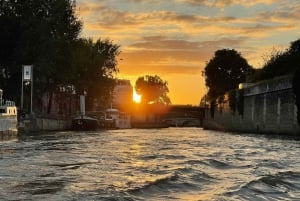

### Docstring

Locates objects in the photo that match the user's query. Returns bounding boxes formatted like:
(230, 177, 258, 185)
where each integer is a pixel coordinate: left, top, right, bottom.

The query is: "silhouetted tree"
(204, 49, 253, 101)
(253, 38, 300, 81)
(199, 94, 209, 108)
(70, 38, 120, 110)
(0, 0, 122, 114)
(0, 0, 82, 103)
(135, 75, 171, 105)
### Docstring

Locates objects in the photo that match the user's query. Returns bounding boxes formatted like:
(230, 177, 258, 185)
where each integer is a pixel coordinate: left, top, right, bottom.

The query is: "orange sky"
(76, 0, 300, 105)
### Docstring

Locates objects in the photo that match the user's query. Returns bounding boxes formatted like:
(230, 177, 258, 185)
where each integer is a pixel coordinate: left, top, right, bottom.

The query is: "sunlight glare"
(133, 90, 141, 103)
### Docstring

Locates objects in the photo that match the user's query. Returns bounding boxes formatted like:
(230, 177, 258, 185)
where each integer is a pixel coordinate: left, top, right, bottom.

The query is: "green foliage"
(0, 0, 121, 111)
(253, 38, 300, 81)
(199, 94, 209, 107)
(228, 89, 244, 115)
(135, 75, 171, 105)
(0, 0, 82, 102)
(204, 49, 253, 100)
(228, 90, 236, 113)
(70, 38, 120, 109)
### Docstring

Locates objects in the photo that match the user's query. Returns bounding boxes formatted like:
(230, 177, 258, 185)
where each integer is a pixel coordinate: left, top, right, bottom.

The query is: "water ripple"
(1, 128, 300, 200)
(225, 171, 300, 200)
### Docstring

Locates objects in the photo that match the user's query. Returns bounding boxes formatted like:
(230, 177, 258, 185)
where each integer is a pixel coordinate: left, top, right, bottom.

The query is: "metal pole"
(30, 65, 33, 114)
(21, 65, 24, 111)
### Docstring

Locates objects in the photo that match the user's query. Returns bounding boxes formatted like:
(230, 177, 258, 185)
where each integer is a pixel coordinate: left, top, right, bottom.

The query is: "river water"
(0, 128, 300, 201)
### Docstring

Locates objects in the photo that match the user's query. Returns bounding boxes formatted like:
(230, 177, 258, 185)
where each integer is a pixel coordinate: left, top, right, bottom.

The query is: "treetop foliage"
(71, 38, 120, 109)
(0, 0, 120, 111)
(0, 0, 82, 99)
(253, 38, 300, 81)
(203, 38, 300, 105)
(204, 49, 253, 100)
(135, 75, 171, 105)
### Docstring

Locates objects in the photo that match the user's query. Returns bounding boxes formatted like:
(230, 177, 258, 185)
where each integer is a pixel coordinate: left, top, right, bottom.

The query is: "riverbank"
(203, 75, 300, 135)
(18, 114, 71, 133)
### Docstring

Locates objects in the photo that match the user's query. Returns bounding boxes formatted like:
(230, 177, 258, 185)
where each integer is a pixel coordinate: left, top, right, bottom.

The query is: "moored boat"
(0, 89, 18, 138)
(105, 108, 131, 129)
(71, 95, 98, 131)
(71, 115, 98, 131)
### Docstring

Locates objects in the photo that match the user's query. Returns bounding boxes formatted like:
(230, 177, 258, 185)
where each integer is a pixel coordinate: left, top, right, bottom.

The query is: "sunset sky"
(76, 0, 300, 105)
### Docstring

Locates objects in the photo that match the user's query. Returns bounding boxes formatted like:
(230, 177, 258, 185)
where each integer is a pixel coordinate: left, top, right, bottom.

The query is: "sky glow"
(77, 0, 300, 105)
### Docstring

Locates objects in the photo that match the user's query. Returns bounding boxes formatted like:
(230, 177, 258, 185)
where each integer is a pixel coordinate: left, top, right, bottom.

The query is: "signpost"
(21, 65, 33, 114)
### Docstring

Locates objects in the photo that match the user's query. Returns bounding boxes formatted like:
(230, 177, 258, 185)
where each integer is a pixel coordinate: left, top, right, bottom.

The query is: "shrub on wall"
(237, 89, 244, 116)
(228, 89, 244, 116)
(228, 90, 236, 114)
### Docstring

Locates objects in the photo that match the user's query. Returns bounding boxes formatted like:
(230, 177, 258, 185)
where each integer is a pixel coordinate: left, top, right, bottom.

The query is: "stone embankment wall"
(20, 115, 71, 132)
(203, 76, 300, 135)
(35, 117, 71, 131)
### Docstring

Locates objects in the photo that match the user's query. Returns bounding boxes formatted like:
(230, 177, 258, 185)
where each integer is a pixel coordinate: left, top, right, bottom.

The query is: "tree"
(70, 38, 120, 110)
(0, 0, 121, 113)
(135, 75, 171, 105)
(204, 49, 253, 100)
(253, 38, 300, 81)
(0, 0, 82, 103)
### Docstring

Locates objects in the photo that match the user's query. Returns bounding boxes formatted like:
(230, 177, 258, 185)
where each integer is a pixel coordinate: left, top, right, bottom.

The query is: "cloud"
(130, 36, 201, 50)
(130, 36, 247, 51)
(77, 0, 298, 71)
(255, 3, 300, 23)
(78, 2, 295, 43)
(77, 0, 299, 47)
(77, 1, 237, 32)
(176, 0, 278, 8)
(118, 36, 249, 76)
(119, 48, 204, 75)
(76, 0, 300, 104)
(76, 2, 104, 15)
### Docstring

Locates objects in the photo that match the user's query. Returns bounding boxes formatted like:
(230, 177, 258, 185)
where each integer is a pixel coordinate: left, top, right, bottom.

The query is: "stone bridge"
(161, 105, 205, 127)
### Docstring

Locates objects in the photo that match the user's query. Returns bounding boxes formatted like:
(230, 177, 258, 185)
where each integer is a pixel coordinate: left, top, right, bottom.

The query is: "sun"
(133, 90, 141, 103)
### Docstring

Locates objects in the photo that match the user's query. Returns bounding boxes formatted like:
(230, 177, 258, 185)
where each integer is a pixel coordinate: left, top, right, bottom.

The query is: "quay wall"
(20, 115, 71, 132)
(203, 76, 300, 135)
(35, 117, 71, 131)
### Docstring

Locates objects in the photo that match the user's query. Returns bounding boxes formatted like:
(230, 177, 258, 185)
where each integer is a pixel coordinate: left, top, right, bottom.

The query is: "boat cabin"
(0, 89, 17, 116)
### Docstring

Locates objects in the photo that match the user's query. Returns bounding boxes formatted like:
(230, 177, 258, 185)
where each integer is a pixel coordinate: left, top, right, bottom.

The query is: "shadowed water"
(0, 128, 299, 200)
